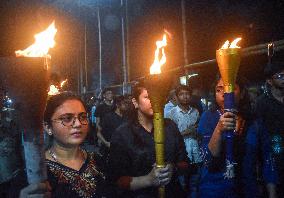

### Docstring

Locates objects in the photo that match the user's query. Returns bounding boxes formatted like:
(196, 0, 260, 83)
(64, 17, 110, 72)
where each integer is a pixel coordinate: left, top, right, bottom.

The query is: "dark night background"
(0, 0, 284, 94)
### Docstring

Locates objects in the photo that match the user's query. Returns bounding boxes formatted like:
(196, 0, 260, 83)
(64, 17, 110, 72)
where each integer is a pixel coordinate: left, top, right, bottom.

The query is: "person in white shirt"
(167, 85, 201, 197)
(164, 89, 178, 118)
(167, 85, 200, 163)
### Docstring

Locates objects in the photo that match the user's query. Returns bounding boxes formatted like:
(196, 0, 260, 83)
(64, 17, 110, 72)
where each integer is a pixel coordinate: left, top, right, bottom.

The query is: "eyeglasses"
(52, 112, 89, 127)
(272, 73, 284, 80)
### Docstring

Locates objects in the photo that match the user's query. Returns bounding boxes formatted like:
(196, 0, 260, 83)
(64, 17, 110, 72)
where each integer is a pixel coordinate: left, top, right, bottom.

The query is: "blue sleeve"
(259, 120, 278, 184)
(197, 111, 216, 166)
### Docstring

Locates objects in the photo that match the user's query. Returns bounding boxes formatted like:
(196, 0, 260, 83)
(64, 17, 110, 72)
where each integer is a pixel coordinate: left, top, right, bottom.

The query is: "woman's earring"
(47, 129, 53, 136)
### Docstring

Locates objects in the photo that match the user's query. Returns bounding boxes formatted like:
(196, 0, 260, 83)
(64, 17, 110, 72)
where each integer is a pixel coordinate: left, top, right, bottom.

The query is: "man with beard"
(255, 61, 284, 197)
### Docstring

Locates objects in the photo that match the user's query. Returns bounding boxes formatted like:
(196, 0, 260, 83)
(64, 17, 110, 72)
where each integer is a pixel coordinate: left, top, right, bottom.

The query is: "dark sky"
(1, 0, 284, 94)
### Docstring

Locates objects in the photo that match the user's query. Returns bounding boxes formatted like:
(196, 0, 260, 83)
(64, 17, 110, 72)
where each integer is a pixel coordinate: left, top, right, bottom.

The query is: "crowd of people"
(0, 61, 283, 198)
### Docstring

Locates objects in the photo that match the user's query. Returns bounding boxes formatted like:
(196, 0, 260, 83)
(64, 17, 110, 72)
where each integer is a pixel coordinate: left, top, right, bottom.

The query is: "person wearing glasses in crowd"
(255, 61, 284, 197)
(11, 92, 110, 198)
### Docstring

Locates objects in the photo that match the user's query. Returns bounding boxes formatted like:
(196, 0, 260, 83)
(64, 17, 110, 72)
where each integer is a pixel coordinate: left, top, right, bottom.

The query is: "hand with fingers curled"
(147, 163, 174, 187)
(19, 181, 52, 198)
(216, 112, 237, 133)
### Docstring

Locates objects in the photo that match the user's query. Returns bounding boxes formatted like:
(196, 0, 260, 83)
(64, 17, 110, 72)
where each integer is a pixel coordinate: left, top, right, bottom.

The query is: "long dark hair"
(127, 85, 145, 124)
(128, 85, 148, 147)
(210, 75, 252, 121)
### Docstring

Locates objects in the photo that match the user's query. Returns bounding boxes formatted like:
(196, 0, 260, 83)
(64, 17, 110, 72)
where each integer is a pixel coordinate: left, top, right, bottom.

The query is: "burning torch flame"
(60, 79, 68, 88)
(15, 21, 57, 58)
(220, 38, 242, 49)
(150, 34, 167, 75)
(48, 85, 59, 96)
(48, 79, 67, 96)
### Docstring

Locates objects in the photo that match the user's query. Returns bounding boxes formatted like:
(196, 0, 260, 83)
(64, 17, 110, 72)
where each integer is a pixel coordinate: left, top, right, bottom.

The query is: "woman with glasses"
(12, 92, 109, 198)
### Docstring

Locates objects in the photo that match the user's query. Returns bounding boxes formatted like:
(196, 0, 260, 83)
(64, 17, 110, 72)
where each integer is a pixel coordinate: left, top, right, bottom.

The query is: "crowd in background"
(0, 61, 283, 198)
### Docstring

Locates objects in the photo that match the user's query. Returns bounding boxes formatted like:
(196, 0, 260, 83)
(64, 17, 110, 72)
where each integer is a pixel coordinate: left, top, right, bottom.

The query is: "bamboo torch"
(144, 34, 172, 197)
(216, 38, 241, 179)
(14, 21, 57, 184)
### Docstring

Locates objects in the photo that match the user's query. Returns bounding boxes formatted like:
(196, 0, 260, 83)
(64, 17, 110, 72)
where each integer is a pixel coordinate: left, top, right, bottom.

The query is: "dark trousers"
(0, 180, 11, 198)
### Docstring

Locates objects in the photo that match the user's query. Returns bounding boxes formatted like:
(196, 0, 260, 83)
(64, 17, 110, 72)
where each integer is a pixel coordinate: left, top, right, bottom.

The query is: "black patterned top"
(46, 152, 107, 198)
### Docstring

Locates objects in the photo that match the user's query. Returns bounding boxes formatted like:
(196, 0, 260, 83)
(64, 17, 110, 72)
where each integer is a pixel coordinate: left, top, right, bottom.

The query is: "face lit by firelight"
(133, 88, 154, 118)
(50, 99, 89, 147)
(215, 79, 241, 110)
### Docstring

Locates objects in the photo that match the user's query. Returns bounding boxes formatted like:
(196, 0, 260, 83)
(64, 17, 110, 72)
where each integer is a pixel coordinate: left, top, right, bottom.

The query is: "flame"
(60, 79, 68, 88)
(150, 34, 167, 74)
(48, 79, 68, 96)
(15, 21, 57, 58)
(220, 38, 242, 49)
(230, 38, 242, 48)
(221, 40, 230, 49)
(48, 85, 59, 96)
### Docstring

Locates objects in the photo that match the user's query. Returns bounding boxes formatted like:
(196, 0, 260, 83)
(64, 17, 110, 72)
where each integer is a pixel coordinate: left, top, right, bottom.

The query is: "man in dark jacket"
(255, 61, 284, 197)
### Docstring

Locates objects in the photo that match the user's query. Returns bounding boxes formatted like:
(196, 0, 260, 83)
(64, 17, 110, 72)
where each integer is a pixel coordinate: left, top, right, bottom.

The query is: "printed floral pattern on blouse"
(46, 152, 104, 198)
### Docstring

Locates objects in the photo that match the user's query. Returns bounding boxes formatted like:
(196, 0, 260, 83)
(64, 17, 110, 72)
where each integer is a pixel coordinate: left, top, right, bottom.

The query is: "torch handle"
(23, 130, 47, 184)
(224, 92, 236, 177)
(225, 131, 234, 162)
(159, 187, 166, 198)
(153, 112, 166, 198)
(153, 112, 166, 167)
(224, 92, 235, 111)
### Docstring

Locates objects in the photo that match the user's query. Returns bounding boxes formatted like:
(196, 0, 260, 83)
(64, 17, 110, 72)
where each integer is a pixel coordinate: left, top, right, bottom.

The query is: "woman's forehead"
(54, 99, 85, 114)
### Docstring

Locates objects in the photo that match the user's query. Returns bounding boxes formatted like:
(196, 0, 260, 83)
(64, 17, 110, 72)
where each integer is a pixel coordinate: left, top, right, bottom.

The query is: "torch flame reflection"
(220, 38, 242, 49)
(150, 34, 167, 75)
(15, 21, 57, 58)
